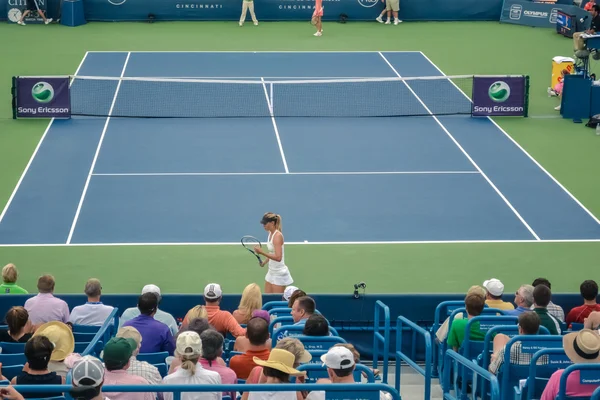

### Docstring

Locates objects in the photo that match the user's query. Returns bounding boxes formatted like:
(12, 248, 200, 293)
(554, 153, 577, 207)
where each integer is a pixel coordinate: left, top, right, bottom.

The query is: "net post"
(11, 76, 17, 120)
(269, 83, 274, 114)
(523, 75, 530, 118)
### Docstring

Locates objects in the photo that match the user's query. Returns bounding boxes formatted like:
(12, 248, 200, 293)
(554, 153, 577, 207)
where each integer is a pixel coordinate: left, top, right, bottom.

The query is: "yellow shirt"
(486, 299, 515, 311)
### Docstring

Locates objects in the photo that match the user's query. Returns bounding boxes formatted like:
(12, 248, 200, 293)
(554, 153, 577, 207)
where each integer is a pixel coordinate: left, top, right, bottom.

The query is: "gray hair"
(200, 329, 223, 362)
(85, 279, 102, 297)
(518, 284, 534, 307)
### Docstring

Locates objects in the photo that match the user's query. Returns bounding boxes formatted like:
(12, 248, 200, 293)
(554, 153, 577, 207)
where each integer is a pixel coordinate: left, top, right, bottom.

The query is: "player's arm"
(256, 233, 283, 262)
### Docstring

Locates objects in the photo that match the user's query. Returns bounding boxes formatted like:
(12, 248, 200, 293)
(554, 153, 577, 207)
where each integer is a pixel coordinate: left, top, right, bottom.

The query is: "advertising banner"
(6, 0, 47, 23)
(13, 77, 71, 119)
(472, 76, 528, 117)
(500, 0, 588, 28)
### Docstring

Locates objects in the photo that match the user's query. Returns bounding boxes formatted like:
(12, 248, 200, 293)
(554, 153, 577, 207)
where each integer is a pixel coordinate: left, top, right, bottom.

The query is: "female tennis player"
(254, 212, 293, 294)
(312, 0, 323, 36)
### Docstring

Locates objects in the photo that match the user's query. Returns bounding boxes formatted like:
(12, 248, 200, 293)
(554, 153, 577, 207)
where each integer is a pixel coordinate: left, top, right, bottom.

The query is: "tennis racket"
(241, 236, 264, 266)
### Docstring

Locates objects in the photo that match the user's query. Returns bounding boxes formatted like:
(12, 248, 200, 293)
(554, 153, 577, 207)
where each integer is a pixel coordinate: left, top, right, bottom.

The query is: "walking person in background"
(254, 213, 294, 294)
(239, 0, 258, 26)
(17, 0, 52, 25)
(376, 0, 401, 25)
(311, 0, 323, 36)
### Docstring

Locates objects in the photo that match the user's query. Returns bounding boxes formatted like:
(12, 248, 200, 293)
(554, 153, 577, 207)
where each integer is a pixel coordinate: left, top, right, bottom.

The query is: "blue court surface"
(1, 51, 600, 245)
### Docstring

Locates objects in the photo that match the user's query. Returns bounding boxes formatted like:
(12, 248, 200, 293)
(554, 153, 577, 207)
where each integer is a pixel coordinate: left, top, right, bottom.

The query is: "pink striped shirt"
(24, 293, 70, 325)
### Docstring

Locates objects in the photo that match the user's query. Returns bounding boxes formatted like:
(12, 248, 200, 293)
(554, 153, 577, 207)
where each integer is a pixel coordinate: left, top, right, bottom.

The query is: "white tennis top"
(267, 230, 286, 272)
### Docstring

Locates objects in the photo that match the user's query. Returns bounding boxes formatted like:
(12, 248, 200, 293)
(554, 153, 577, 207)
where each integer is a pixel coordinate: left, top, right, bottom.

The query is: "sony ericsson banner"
(6, 0, 47, 24)
(500, 0, 588, 28)
(472, 76, 528, 117)
(13, 77, 71, 119)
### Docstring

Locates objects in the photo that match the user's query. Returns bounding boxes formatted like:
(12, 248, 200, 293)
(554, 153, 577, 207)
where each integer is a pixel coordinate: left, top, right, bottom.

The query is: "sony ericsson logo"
(509, 4, 522, 20)
(488, 81, 511, 103)
(358, 0, 378, 8)
(31, 82, 54, 104)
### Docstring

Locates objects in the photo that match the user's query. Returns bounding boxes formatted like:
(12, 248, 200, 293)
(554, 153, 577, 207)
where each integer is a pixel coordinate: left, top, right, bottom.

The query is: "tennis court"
(1, 50, 599, 246)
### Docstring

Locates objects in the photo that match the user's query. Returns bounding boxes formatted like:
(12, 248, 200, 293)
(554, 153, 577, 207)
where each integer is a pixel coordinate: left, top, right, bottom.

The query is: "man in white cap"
(483, 279, 514, 311)
(203, 283, 246, 338)
(119, 284, 178, 336)
(283, 286, 299, 302)
(71, 355, 111, 400)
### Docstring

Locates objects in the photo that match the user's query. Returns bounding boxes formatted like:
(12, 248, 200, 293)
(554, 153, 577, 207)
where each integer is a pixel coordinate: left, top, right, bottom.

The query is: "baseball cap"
(204, 283, 222, 300)
(142, 284, 161, 297)
(283, 286, 299, 301)
(103, 337, 136, 370)
(320, 346, 355, 370)
(72, 355, 105, 387)
(176, 331, 203, 357)
(483, 279, 504, 297)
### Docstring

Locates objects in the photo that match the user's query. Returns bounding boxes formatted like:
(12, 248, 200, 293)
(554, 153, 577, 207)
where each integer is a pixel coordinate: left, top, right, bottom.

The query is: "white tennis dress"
(265, 230, 293, 286)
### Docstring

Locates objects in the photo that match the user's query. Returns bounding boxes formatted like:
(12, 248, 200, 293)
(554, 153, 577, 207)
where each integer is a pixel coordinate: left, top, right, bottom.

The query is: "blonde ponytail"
(180, 355, 199, 375)
(274, 214, 282, 232)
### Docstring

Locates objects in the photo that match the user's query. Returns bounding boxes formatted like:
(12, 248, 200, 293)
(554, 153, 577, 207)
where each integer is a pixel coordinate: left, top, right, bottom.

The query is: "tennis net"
(67, 75, 478, 118)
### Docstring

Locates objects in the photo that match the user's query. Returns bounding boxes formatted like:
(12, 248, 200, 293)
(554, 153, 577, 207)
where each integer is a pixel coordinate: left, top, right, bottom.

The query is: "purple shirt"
(24, 293, 70, 325)
(122, 314, 175, 355)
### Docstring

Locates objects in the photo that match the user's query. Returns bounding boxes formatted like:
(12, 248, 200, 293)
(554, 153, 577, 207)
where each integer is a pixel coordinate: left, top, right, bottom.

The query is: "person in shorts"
(17, 0, 52, 25)
(375, 0, 401, 25)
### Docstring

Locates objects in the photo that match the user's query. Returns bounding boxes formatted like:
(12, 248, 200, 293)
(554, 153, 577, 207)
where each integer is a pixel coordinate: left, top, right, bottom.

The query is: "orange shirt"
(206, 305, 246, 338)
(229, 349, 270, 380)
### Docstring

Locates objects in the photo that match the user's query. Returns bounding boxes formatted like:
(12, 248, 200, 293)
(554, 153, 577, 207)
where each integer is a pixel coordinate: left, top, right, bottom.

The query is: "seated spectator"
(0, 264, 28, 294)
(291, 296, 316, 326)
(103, 337, 154, 400)
(69, 278, 115, 326)
(33, 321, 75, 377)
(235, 310, 272, 352)
(566, 280, 600, 327)
(120, 285, 178, 336)
(540, 329, 600, 400)
(489, 312, 546, 374)
(303, 314, 330, 336)
(200, 330, 237, 398)
(287, 289, 306, 308)
(169, 318, 216, 374)
(186, 283, 245, 338)
(229, 316, 271, 379)
(531, 278, 565, 322)
(483, 279, 514, 311)
(507, 285, 535, 316)
(122, 293, 175, 355)
(116, 327, 162, 385)
(447, 293, 486, 351)
(11, 336, 65, 397)
(0, 306, 33, 343)
(162, 331, 221, 400)
(435, 285, 486, 343)
(283, 286, 299, 303)
(249, 349, 306, 400)
(244, 337, 311, 390)
(532, 284, 562, 335)
(585, 311, 600, 333)
(70, 355, 110, 400)
(233, 283, 263, 325)
(180, 306, 208, 331)
(24, 275, 69, 325)
(332, 343, 380, 379)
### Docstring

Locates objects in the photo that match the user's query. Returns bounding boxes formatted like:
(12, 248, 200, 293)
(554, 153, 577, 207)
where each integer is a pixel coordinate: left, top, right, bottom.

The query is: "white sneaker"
(17, 20, 25, 25)
(313, 31, 322, 36)
(239, 21, 243, 26)
(376, 16, 383, 23)
(554, 105, 561, 111)
(253, 21, 258, 25)
(45, 18, 52, 24)
(385, 20, 391, 24)
(394, 18, 401, 24)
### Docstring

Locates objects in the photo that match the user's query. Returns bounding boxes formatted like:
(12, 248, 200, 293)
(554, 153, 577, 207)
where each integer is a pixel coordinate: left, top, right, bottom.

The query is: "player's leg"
(18, 10, 31, 24)
(265, 281, 274, 294)
(316, 16, 322, 33)
(248, 1, 258, 25)
(239, 0, 249, 26)
(38, 9, 52, 24)
(270, 284, 286, 294)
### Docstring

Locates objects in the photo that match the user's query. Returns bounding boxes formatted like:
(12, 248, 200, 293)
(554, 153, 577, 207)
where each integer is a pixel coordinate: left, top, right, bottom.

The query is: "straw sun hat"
(563, 329, 600, 364)
(253, 349, 307, 376)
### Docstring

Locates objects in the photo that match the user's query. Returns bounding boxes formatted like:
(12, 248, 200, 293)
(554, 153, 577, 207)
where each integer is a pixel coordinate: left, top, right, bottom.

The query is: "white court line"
(261, 77, 289, 173)
(419, 51, 600, 226)
(0, 238, 599, 247)
(0, 51, 90, 226)
(377, 52, 541, 241)
(65, 52, 132, 244)
(91, 171, 480, 177)
(86, 51, 424, 54)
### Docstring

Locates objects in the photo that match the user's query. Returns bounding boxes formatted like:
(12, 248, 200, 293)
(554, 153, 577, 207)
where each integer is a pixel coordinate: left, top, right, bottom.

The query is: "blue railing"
(262, 301, 289, 311)
(82, 307, 119, 356)
(556, 363, 600, 400)
(11, 383, 401, 400)
(524, 348, 570, 400)
(432, 300, 465, 378)
(395, 316, 432, 400)
(442, 350, 500, 400)
(373, 300, 390, 384)
(592, 386, 600, 400)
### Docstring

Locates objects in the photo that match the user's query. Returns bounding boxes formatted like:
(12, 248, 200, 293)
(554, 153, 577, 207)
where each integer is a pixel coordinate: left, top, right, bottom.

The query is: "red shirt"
(229, 349, 270, 380)
(566, 304, 600, 326)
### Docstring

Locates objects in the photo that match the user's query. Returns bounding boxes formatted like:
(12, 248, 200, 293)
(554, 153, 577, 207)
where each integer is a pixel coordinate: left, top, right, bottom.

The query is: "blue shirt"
(506, 306, 530, 316)
(122, 314, 175, 355)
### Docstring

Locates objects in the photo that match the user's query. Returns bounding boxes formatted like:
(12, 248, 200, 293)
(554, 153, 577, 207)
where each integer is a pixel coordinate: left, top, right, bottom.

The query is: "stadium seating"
(137, 351, 169, 365)
(0, 341, 25, 353)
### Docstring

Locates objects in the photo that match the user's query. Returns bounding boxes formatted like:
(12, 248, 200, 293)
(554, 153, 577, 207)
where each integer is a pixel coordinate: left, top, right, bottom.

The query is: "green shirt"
(533, 308, 560, 335)
(0, 283, 28, 294)
(447, 318, 486, 349)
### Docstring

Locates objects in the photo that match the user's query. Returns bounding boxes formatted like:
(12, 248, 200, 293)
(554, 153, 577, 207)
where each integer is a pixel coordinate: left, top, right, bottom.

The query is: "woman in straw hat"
(32, 321, 75, 378)
(540, 329, 600, 400)
(11, 336, 65, 396)
(249, 349, 307, 400)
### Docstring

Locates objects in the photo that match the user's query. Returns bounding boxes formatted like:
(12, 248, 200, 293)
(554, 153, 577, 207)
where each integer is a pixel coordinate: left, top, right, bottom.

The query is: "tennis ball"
(488, 81, 510, 103)
(304, 240, 308, 243)
(31, 82, 55, 104)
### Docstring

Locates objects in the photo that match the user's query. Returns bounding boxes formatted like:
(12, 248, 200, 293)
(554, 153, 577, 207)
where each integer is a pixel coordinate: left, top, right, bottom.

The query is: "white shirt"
(69, 302, 115, 326)
(267, 230, 286, 272)
(120, 307, 178, 336)
(249, 391, 297, 400)
(162, 363, 221, 400)
(307, 389, 391, 400)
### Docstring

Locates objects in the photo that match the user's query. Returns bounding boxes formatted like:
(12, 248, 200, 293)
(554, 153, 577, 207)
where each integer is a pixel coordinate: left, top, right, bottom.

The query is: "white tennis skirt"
(265, 267, 293, 286)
